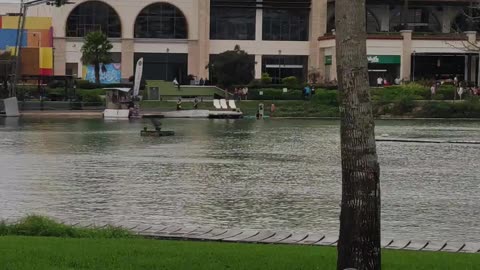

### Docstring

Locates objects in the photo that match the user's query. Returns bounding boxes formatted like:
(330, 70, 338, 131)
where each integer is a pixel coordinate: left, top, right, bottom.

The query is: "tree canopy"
(81, 31, 113, 84)
(208, 45, 254, 89)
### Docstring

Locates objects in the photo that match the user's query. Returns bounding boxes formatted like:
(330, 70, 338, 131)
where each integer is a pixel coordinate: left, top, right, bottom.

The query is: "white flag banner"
(133, 58, 143, 97)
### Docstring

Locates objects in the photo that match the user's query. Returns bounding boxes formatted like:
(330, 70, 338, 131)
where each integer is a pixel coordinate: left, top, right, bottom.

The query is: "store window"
(210, 0, 256, 40)
(135, 3, 188, 39)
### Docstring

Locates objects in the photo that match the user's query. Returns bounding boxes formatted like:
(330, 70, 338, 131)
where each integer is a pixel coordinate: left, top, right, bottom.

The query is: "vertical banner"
(133, 58, 143, 97)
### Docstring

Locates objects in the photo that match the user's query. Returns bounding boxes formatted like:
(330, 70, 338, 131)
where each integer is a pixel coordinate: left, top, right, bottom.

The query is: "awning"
(325, 55, 401, 65)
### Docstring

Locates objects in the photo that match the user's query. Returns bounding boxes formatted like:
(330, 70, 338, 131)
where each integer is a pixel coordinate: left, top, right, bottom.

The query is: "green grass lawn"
(1, 236, 479, 270)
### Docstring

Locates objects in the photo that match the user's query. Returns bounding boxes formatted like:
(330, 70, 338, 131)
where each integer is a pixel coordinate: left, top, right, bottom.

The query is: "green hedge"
(248, 88, 303, 100)
(418, 97, 480, 118)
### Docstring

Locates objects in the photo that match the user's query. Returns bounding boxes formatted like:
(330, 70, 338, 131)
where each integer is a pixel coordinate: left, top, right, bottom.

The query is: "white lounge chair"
(220, 99, 229, 110)
(213, 99, 221, 109)
(228, 100, 237, 110)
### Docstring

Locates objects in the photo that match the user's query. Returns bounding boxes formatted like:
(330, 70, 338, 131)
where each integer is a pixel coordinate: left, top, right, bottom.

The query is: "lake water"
(0, 117, 479, 242)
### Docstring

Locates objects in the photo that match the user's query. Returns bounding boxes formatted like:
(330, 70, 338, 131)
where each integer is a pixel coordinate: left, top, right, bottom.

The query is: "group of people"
(303, 85, 315, 99)
(233, 87, 249, 101)
(176, 98, 200, 111)
(188, 75, 210, 86)
(429, 76, 480, 100)
(377, 77, 402, 87)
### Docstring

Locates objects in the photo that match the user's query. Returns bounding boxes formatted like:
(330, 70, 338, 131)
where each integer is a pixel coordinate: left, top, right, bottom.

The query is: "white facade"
(1, 0, 477, 83)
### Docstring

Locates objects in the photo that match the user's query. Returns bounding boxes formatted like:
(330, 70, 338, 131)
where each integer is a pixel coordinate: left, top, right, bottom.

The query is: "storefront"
(367, 55, 401, 86)
(325, 55, 401, 85)
(411, 53, 478, 84)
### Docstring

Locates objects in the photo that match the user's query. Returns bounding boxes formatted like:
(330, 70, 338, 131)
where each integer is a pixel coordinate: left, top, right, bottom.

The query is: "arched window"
(134, 3, 188, 39)
(390, 7, 441, 32)
(66, 1, 121, 38)
(452, 8, 480, 32)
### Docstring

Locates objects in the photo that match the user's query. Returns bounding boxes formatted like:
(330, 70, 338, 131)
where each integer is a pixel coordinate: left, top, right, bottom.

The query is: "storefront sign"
(367, 55, 401, 64)
(325, 55, 332, 65)
(325, 55, 400, 65)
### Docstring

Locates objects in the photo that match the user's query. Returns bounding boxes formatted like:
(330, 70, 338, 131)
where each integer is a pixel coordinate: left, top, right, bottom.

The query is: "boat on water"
(103, 88, 137, 119)
(141, 129, 175, 137)
(140, 118, 175, 137)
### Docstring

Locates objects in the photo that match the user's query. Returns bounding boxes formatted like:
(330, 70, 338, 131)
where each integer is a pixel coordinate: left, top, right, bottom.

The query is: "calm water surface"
(0, 117, 479, 241)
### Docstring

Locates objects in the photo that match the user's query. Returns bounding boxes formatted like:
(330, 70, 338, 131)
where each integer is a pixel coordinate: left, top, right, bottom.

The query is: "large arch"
(390, 7, 441, 32)
(134, 2, 188, 39)
(452, 8, 480, 32)
(66, 0, 122, 38)
(366, 8, 381, 33)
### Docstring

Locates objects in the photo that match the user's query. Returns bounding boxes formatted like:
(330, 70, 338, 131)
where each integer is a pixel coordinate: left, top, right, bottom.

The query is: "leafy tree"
(207, 45, 254, 89)
(0, 52, 14, 98)
(81, 31, 113, 84)
(335, 0, 381, 269)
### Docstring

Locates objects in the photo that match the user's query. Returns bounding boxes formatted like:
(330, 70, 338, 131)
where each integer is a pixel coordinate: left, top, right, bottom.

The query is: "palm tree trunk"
(94, 63, 100, 85)
(335, 0, 381, 269)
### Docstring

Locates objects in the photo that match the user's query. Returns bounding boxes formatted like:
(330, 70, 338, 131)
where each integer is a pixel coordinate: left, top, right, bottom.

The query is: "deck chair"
(228, 100, 237, 110)
(213, 99, 221, 109)
(220, 99, 229, 110)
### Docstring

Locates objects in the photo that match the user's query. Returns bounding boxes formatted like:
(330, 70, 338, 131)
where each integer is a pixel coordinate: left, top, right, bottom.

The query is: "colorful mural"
(83, 63, 121, 84)
(0, 16, 53, 76)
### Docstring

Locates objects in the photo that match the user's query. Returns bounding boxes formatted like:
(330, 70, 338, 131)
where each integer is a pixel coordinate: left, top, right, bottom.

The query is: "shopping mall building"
(0, 0, 478, 85)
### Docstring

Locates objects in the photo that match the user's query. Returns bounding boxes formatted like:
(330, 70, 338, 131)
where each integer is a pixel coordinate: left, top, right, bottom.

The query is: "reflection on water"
(0, 117, 479, 241)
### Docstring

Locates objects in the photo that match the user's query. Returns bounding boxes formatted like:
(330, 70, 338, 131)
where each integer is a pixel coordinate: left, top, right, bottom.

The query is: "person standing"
(377, 76, 383, 87)
(176, 98, 182, 110)
(430, 84, 436, 99)
(193, 97, 199, 109)
(173, 78, 181, 91)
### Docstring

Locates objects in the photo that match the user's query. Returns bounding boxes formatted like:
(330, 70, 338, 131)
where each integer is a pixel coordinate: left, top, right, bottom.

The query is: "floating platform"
(140, 130, 175, 137)
(376, 138, 480, 145)
(208, 110, 243, 119)
(142, 110, 243, 119)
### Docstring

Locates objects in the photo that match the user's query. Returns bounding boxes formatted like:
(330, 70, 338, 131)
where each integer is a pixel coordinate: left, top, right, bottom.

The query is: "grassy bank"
(141, 99, 480, 119)
(1, 216, 479, 269)
(0, 215, 132, 239)
(1, 236, 480, 270)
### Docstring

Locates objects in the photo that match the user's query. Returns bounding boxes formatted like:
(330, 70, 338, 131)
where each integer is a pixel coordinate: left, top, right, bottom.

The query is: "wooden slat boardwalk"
(130, 225, 480, 254)
(18, 218, 480, 254)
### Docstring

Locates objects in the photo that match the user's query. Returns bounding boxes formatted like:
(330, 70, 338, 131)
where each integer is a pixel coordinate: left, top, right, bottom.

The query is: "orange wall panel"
(20, 48, 39, 75)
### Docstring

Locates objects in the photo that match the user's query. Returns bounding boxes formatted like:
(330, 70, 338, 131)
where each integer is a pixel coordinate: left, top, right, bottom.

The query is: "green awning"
(325, 55, 401, 65)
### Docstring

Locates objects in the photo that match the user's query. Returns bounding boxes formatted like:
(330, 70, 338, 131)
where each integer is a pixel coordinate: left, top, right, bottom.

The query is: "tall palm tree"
(81, 31, 113, 84)
(335, 0, 381, 269)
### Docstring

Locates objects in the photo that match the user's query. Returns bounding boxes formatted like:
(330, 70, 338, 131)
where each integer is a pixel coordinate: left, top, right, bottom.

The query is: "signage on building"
(84, 63, 121, 84)
(325, 55, 401, 65)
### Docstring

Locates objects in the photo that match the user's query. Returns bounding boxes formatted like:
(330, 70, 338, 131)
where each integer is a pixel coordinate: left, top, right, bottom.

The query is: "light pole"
(165, 48, 170, 81)
(412, 50, 416, 82)
(278, 50, 282, 84)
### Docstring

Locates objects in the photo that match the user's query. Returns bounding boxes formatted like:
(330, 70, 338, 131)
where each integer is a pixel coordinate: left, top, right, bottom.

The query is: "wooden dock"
(65, 220, 480, 254)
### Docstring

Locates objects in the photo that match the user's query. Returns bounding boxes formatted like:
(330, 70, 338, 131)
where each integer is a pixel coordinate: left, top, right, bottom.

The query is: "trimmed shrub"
(312, 90, 339, 106)
(248, 88, 302, 100)
(282, 76, 299, 89)
(261, 73, 272, 85)
(437, 85, 456, 100)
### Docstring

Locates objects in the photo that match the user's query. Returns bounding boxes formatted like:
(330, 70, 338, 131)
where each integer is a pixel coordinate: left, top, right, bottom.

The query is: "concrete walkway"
(21, 111, 103, 118)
